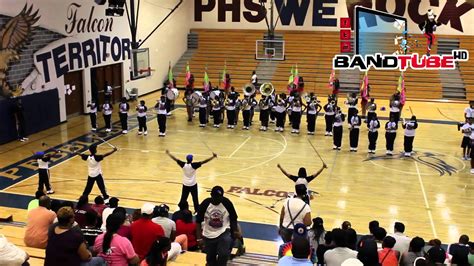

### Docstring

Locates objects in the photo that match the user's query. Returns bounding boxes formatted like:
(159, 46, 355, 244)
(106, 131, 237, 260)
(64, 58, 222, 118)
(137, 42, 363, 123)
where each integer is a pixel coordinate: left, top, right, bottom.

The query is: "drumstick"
(409, 106, 414, 116)
(92, 134, 117, 150)
(307, 139, 326, 165)
(199, 136, 214, 154)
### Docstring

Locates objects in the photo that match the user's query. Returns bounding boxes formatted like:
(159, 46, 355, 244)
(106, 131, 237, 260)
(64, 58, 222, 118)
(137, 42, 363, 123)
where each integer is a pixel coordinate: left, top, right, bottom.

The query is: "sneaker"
(337, 147, 341, 150)
(333, 145, 338, 150)
(92, 128, 97, 132)
(106, 128, 111, 132)
(216, 124, 220, 128)
(329, 132, 333, 136)
(295, 130, 300, 134)
(471, 168, 474, 174)
(144, 131, 148, 136)
(353, 148, 358, 152)
(263, 127, 267, 131)
(138, 131, 142, 135)
(404, 152, 410, 157)
(122, 130, 128, 134)
(325, 132, 329, 136)
(19, 138, 25, 142)
(275, 128, 279, 132)
(46, 190, 55, 194)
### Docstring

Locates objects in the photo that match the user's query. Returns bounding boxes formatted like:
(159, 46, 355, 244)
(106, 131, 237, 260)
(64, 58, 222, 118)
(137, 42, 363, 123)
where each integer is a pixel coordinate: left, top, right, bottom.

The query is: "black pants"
(367, 112, 375, 123)
(213, 109, 222, 125)
(119, 113, 128, 131)
(348, 108, 357, 123)
(404, 136, 414, 152)
(270, 110, 276, 121)
(186, 105, 193, 121)
(250, 107, 254, 125)
(89, 113, 97, 129)
(260, 109, 269, 127)
(349, 128, 359, 148)
(243, 110, 251, 127)
(307, 113, 316, 132)
(103, 114, 112, 129)
(199, 107, 207, 125)
(226, 110, 236, 125)
(137, 116, 147, 132)
(17, 117, 26, 139)
(325, 115, 334, 132)
(333, 126, 343, 147)
(291, 112, 302, 130)
(276, 112, 286, 128)
(180, 184, 199, 213)
(165, 99, 174, 113)
(368, 131, 378, 150)
(157, 114, 166, 133)
(82, 174, 109, 199)
(38, 169, 51, 191)
(385, 132, 396, 151)
(204, 230, 232, 266)
(390, 111, 400, 123)
(235, 109, 240, 125)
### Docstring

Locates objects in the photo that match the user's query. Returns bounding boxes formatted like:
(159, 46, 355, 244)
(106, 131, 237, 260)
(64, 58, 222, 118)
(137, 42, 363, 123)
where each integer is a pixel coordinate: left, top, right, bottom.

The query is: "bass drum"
(190, 91, 202, 107)
(166, 88, 179, 101)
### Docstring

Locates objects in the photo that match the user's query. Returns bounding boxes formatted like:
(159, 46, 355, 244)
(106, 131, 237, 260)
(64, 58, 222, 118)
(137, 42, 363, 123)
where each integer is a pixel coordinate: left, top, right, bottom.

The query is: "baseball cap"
(293, 223, 308, 238)
(35, 151, 45, 157)
(211, 186, 224, 198)
(186, 154, 193, 162)
(156, 204, 170, 215)
(141, 202, 155, 215)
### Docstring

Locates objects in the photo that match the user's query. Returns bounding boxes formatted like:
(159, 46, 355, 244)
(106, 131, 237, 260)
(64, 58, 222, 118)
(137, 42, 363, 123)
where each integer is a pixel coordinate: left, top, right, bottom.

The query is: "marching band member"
(332, 107, 345, 150)
(367, 113, 381, 154)
(324, 98, 336, 136)
(198, 92, 209, 127)
(136, 100, 148, 136)
(102, 100, 113, 133)
(34, 149, 60, 194)
(306, 94, 322, 135)
(211, 97, 223, 128)
(402, 116, 418, 157)
(349, 109, 361, 152)
(183, 85, 194, 122)
(259, 95, 271, 131)
(460, 118, 473, 160)
(290, 97, 305, 134)
(225, 98, 237, 129)
(385, 117, 398, 155)
(250, 94, 257, 126)
(228, 87, 241, 126)
(390, 93, 401, 123)
(87, 100, 98, 132)
(464, 101, 474, 119)
(104, 81, 113, 103)
(346, 92, 358, 124)
(274, 94, 287, 132)
(118, 97, 130, 134)
(155, 96, 168, 137)
(270, 92, 277, 124)
(165, 80, 176, 116)
(366, 98, 377, 123)
(241, 95, 256, 130)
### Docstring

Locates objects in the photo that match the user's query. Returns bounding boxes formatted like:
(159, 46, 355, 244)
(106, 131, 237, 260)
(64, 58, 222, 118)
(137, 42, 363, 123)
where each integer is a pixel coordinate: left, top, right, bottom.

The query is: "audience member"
(357, 220, 379, 251)
(27, 191, 44, 212)
(308, 217, 326, 253)
(171, 201, 189, 222)
(468, 241, 474, 265)
(357, 239, 379, 266)
(91, 195, 107, 217)
(378, 236, 399, 266)
(279, 224, 315, 263)
(196, 186, 238, 266)
(0, 235, 29, 265)
(50, 199, 61, 213)
(101, 197, 119, 231)
(82, 212, 103, 247)
(24, 196, 56, 249)
(140, 237, 171, 266)
(341, 258, 363, 266)
(346, 228, 358, 250)
(389, 222, 411, 256)
(425, 239, 446, 265)
(113, 207, 132, 240)
(316, 231, 334, 265)
(374, 227, 387, 250)
(448, 234, 470, 265)
(278, 236, 313, 265)
(131, 203, 165, 260)
(324, 228, 358, 266)
(75, 195, 98, 228)
(152, 204, 188, 259)
(341, 221, 352, 230)
(94, 213, 139, 266)
(400, 236, 425, 266)
(279, 184, 312, 242)
(176, 209, 198, 251)
(45, 207, 104, 266)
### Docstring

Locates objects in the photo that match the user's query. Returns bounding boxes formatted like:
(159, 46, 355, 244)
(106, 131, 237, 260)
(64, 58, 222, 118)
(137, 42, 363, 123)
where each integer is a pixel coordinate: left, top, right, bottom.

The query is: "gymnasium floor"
(0, 92, 473, 253)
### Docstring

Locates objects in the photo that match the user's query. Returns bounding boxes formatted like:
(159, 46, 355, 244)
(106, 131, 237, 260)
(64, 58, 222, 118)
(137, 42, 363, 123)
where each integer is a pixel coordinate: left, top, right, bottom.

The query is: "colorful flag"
(293, 64, 299, 86)
(168, 62, 174, 88)
(398, 72, 406, 104)
(203, 67, 210, 92)
(328, 69, 335, 88)
(185, 61, 191, 86)
(288, 66, 294, 85)
(360, 70, 369, 100)
(221, 61, 227, 88)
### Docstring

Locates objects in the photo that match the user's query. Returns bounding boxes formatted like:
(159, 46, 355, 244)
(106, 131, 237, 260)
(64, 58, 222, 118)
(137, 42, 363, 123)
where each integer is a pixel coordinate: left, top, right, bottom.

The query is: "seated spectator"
(357, 239, 379, 266)
(400, 236, 425, 266)
(346, 228, 358, 251)
(140, 237, 171, 266)
(324, 228, 358, 266)
(131, 209, 141, 222)
(278, 236, 313, 265)
(152, 204, 188, 259)
(45, 206, 104, 266)
(341, 258, 363, 266)
(101, 197, 119, 231)
(113, 207, 131, 240)
(0, 235, 29, 265)
(357, 220, 379, 250)
(389, 222, 411, 257)
(468, 241, 474, 265)
(448, 234, 470, 265)
(279, 224, 315, 263)
(24, 196, 56, 249)
(171, 201, 189, 222)
(425, 239, 447, 265)
(75, 195, 98, 228)
(50, 199, 61, 213)
(378, 236, 399, 266)
(279, 184, 312, 243)
(94, 213, 139, 266)
(82, 212, 103, 248)
(308, 217, 326, 253)
(316, 231, 334, 265)
(374, 227, 387, 250)
(342, 221, 352, 231)
(91, 196, 106, 218)
(131, 203, 165, 260)
(176, 209, 198, 251)
(27, 191, 44, 212)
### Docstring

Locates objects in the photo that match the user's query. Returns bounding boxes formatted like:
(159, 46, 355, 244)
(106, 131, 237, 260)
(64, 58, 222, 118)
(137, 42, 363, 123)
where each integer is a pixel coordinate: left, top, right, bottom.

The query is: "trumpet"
(243, 83, 256, 96)
(259, 83, 274, 96)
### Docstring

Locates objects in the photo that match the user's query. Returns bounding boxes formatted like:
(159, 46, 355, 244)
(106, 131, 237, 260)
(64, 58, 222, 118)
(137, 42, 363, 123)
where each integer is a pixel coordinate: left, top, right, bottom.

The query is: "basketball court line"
(228, 136, 252, 158)
(415, 161, 438, 238)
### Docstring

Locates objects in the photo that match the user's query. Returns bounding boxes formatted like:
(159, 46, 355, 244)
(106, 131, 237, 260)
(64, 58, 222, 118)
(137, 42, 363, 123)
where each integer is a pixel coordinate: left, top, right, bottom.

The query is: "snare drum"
(190, 91, 202, 107)
(166, 88, 179, 101)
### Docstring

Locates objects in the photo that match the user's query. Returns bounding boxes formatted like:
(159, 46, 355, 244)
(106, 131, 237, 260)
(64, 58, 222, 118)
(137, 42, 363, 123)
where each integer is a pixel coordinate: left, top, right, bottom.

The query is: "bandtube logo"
(333, 50, 469, 71)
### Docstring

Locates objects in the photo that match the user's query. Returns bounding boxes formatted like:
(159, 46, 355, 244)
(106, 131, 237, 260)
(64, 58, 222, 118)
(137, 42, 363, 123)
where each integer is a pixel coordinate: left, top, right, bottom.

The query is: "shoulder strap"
(381, 249, 391, 264)
(285, 199, 307, 228)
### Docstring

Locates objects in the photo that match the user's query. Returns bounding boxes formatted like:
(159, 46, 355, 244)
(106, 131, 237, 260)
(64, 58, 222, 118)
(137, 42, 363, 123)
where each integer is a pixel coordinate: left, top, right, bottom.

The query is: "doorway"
(63, 70, 84, 117)
(91, 63, 123, 105)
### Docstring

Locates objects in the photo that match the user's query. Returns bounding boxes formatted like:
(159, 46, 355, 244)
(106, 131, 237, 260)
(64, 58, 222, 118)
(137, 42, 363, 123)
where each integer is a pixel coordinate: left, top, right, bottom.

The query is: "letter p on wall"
(195, 0, 216, 21)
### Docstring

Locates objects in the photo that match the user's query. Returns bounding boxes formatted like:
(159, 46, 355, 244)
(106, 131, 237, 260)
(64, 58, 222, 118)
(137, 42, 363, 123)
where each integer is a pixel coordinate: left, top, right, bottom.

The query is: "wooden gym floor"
(0, 92, 473, 251)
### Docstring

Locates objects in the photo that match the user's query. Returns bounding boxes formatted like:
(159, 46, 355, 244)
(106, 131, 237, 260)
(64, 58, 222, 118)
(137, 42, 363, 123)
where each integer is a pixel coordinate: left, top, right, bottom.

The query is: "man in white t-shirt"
(166, 150, 217, 213)
(279, 184, 312, 242)
(389, 222, 411, 256)
(324, 228, 358, 266)
(460, 118, 474, 160)
(100, 197, 119, 231)
(464, 101, 474, 119)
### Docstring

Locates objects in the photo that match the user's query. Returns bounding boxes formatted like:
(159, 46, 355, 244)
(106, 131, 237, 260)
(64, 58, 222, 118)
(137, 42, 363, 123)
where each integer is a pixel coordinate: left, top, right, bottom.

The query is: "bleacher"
(458, 36, 474, 100)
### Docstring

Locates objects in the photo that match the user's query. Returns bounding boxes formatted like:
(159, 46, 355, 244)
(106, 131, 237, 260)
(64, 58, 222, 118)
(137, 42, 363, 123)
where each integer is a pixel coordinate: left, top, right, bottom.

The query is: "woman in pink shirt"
(94, 213, 139, 266)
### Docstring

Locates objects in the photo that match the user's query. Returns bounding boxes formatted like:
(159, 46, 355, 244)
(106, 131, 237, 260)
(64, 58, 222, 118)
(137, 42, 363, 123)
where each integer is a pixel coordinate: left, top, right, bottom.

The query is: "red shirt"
(379, 248, 399, 266)
(176, 220, 197, 248)
(130, 218, 165, 260)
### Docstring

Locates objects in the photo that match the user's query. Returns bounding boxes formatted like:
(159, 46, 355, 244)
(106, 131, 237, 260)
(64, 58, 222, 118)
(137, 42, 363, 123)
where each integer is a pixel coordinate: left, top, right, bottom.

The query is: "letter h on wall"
(340, 18, 351, 53)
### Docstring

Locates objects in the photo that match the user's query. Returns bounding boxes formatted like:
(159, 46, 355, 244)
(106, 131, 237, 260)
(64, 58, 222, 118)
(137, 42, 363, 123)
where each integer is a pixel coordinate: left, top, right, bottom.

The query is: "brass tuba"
(259, 83, 274, 97)
(243, 83, 256, 96)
